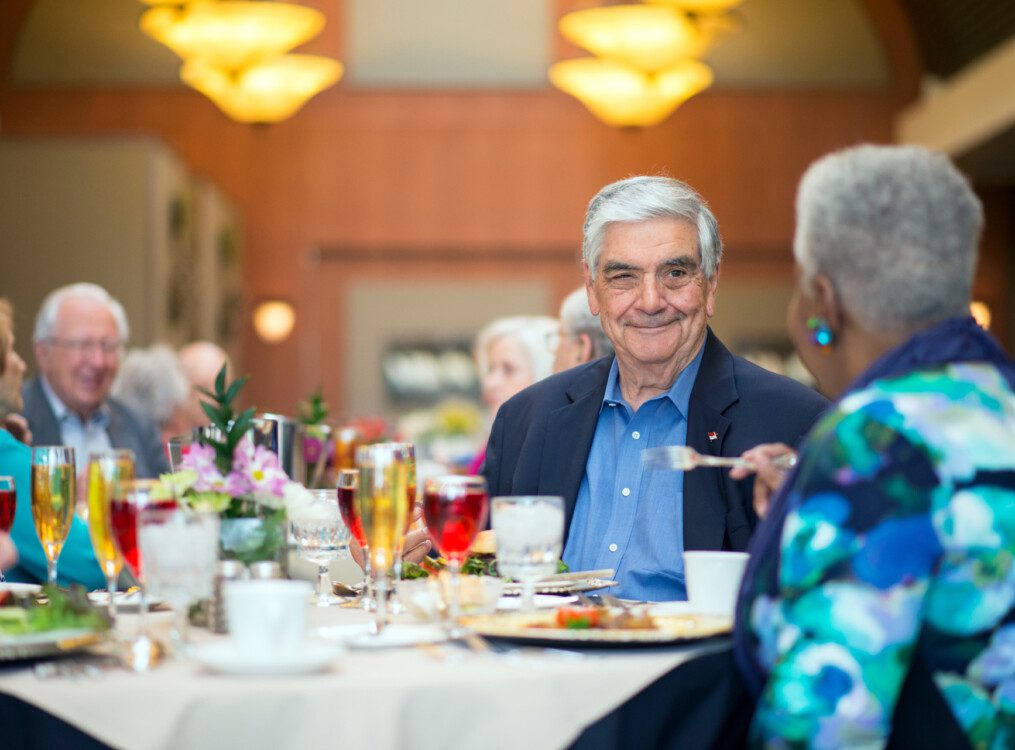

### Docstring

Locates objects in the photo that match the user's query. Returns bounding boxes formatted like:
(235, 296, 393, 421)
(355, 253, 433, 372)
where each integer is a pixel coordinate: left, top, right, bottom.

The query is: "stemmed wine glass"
(0, 476, 15, 582)
(86, 449, 135, 621)
(355, 443, 412, 634)
(139, 506, 218, 653)
(291, 489, 350, 607)
(336, 469, 374, 610)
(109, 478, 177, 668)
(492, 496, 564, 613)
(423, 475, 489, 622)
(387, 442, 416, 614)
(30, 446, 75, 586)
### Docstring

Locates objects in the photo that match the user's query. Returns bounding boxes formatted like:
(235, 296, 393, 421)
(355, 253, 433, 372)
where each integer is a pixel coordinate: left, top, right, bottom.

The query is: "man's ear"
(704, 262, 720, 318)
(583, 261, 600, 316)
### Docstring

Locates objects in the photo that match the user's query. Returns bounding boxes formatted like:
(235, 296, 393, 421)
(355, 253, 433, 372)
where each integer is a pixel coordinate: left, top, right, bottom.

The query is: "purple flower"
(303, 435, 323, 465)
(182, 443, 227, 493)
(233, 435, 289, 497)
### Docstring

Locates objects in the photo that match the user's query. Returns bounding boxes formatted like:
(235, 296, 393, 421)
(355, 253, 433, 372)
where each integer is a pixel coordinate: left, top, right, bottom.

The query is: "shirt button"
(632, 431, 641, 440)
(609, 543, 618, 552)
(621, 487, 631, 497)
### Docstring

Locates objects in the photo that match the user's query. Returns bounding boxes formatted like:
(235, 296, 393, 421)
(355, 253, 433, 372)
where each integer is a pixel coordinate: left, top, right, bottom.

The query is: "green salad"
(0, 585, 111, 637)
(401, 555, 568, 580)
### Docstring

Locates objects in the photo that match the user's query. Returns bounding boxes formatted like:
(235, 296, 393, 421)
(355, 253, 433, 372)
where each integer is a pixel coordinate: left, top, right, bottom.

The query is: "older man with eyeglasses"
(21, 283, 168, 480)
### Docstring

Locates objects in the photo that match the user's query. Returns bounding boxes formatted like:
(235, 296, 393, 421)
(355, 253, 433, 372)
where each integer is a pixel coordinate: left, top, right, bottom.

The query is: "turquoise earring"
(806, 316, 834, 350)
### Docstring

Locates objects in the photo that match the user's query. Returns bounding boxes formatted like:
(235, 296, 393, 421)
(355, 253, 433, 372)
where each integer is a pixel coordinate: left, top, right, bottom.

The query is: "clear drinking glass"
(0, 476, 15, 582)
(166, 436, 193, 472)
(30, 446, 75, 586)
(492, 496, 564, 613)
(86, 450, 135, 620)
(423, 475, 489, 621)
(291, 489, 350, 607)
(355, 443, 411, 634)
(336, 468, 374, 610)
(139, 507, 218, 652)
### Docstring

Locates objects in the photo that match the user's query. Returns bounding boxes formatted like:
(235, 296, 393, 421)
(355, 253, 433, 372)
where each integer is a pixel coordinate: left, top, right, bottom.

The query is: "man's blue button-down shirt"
(562, 345, 705, 602)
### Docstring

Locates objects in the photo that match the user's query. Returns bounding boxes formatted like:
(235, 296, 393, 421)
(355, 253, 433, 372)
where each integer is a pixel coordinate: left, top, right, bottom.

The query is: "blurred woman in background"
(732, 145, 1015, 748)
(113, 344, 192, 445)
(469, 315, 558, 474)
(0, 299, 26, 572)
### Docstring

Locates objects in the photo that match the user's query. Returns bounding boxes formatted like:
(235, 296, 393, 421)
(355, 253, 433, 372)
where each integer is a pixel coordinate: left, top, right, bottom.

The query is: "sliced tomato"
(555, 606, 602, 629)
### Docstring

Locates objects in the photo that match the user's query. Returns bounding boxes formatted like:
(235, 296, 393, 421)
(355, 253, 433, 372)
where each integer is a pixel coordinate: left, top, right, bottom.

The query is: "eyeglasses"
(46, 338, 124, 356)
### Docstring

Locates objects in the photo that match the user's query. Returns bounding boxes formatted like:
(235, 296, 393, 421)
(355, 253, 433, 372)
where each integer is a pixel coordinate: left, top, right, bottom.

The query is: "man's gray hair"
(113, 345, 189, 427)
(582, 176, 723, 280)
(474, 315, 559, 384)
(559, 288, 614, 360)
(794, 144, 983, 331)
(33, 283, 130, 343)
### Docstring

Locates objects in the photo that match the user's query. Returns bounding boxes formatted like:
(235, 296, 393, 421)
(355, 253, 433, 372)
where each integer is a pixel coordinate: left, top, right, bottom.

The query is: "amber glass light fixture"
(644, 0, 744, 12)
(140, 1, 325, 70)
(549, 58, 713, 127)
(252, 300, 296, 344)
(182, 54, 343, 124)
(558, 5, 708, 72)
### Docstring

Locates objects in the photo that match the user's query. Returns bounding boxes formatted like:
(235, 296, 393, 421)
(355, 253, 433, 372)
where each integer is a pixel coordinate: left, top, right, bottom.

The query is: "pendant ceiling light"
(181, 54, 343, 124)
(644, 0, 743, 11)
(140, 1, 325, 70)
(549, 58, 713, 128)
(558, 5, 707, 73)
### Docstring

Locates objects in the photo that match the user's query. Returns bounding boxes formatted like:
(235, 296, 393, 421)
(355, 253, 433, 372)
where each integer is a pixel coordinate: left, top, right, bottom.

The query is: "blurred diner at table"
(0, 299, 26, 574)
(112, 344, 192, 446)
(0, 297, 105, 589)
(551, 287, 615, 374)
(177, 340, 232, 431)
(483, 175, 828, 602)
(730, 145, 1015, 748)
(467, 314, 558, 475)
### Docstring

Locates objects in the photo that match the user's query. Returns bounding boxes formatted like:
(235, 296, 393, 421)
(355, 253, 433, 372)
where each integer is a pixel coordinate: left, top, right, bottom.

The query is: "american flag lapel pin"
(707, 431, 718, 442)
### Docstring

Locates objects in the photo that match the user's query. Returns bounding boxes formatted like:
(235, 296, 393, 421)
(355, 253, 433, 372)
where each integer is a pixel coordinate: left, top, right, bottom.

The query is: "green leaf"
(214, 364, 227, 397)
(224, 375, 249, 407)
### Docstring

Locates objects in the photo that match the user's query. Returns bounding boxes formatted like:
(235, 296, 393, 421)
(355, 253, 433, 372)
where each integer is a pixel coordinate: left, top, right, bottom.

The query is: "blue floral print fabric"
(745, 363, 1015, 749)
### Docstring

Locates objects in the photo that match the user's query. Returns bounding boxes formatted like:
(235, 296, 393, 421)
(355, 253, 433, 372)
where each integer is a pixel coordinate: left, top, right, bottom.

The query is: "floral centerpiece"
(297, 387, 333, 489)
(162, 366, 312, 567)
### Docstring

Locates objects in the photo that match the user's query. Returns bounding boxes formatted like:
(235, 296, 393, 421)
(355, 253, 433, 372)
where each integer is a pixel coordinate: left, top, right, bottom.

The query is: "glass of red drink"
(0, 476, 14, 581)
(337, 469, 373, 610)
(423, 475, 489, 620)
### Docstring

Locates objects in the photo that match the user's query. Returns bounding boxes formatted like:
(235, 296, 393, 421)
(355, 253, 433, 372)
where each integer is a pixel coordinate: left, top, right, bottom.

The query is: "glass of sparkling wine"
(139, 506, 218, 652)
(291, 489, 350, 607)
(423, 475, 489, 621)
(492, 496, 564, 613)
(86, 450, 135, 620)
(337, 469, 374, 610)
(0, 476, 15, 582)
(31, 446, 75, 586)
(386, 442, 416, 614)
(355, 443, 411, 634)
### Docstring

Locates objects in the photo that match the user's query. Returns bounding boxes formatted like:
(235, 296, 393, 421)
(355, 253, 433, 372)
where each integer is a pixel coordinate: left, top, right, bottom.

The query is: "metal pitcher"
(251, 413, 306, 482)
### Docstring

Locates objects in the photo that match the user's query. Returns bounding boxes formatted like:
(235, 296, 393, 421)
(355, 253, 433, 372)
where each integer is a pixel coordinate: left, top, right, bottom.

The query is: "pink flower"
(182, 442, 227, 493)
(233, 435, 289, 497)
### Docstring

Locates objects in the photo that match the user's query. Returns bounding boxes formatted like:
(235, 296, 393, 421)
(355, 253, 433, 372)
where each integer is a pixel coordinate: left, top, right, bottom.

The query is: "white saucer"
(316, 623, 448, 649)
(0, 582, 42, 596)
(194, 641, 342, 676)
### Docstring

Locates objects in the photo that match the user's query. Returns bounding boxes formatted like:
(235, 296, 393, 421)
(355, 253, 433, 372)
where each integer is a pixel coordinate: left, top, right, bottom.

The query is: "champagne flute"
(86, 450, 135, 620)
(0, 476, 15, 582)
(355, 443, 411, 634)
(291, 489, 350, 606)
(492, 496, 564, 613)
(30, 446, 75, 586)
(336, 469, 374, 610)
(334, 425, 363, 471)
(387, 442, 416, 614)
(110, 478, 176, 668)
(423, 475, 489, 621)
(139, 506, 218, 653)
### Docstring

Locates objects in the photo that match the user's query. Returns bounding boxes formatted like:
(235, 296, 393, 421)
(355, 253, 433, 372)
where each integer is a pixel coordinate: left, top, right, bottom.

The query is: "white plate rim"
(193, 641, 342, 676)
(316, 622, 449, 649)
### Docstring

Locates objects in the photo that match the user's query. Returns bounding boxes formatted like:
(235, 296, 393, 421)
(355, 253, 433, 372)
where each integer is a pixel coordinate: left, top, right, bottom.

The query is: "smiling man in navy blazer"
(483, 176, 828, 601)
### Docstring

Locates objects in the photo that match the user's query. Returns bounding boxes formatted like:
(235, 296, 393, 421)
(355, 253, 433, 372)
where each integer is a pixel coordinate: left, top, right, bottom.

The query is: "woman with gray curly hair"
(112, 344, 191, 445)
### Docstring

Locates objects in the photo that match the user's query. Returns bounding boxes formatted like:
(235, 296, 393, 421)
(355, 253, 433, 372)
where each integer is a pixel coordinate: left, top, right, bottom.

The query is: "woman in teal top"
(733, 146, 1015, 749)
(0, 298, 104, 589)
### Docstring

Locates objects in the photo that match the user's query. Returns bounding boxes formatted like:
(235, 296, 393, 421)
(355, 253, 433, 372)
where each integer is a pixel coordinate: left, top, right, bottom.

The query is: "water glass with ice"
(491, 496, 564, 612)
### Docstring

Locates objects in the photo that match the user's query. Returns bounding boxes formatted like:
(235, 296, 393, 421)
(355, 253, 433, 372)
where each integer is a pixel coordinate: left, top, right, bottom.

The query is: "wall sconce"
(253, 300, 296, 343)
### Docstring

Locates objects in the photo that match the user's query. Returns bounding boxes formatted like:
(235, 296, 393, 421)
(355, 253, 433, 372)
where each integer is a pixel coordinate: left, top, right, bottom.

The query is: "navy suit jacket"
(483, 329, 829, 552)
(21, 376, 169, 479)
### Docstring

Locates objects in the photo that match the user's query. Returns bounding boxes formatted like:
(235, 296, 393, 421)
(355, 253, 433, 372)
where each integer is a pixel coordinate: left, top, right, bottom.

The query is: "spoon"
(641, 445, 796, 472)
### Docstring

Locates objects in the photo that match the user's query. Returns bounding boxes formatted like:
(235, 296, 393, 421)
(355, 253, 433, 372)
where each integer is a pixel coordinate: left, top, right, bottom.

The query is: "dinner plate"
(0, 582, 43, 597)
(496, 594, 577, 611)
(86, 590, 163, 611)
(460, 612, 732, 648)
(501, 578, 619, 596)
(0, 628, 104, 661)
(194, 641, 342, 676)
(316, 622, 449, 649)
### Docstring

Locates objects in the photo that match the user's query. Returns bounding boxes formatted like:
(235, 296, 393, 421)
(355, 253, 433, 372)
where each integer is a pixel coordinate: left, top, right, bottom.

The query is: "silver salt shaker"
(209, 560, 249, 634)
(248, 560, 283, 580)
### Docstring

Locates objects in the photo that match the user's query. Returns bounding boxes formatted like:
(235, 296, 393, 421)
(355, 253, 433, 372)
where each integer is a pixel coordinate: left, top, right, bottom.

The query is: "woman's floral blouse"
(747, 363, 1015, 749)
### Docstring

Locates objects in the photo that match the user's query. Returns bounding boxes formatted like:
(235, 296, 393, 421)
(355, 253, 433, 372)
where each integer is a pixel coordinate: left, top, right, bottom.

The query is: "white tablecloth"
(0, 607, 727, 750)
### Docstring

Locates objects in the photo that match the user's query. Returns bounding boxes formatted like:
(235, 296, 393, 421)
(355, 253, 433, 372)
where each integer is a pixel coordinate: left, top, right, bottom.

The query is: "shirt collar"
(40, 376, 110, 427)
(602, 342, 707, 420)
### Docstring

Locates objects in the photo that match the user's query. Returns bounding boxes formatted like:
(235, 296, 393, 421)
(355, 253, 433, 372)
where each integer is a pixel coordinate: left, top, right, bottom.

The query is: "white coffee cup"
(224, 579, 312, 656)
(683, 551, 750, 617)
